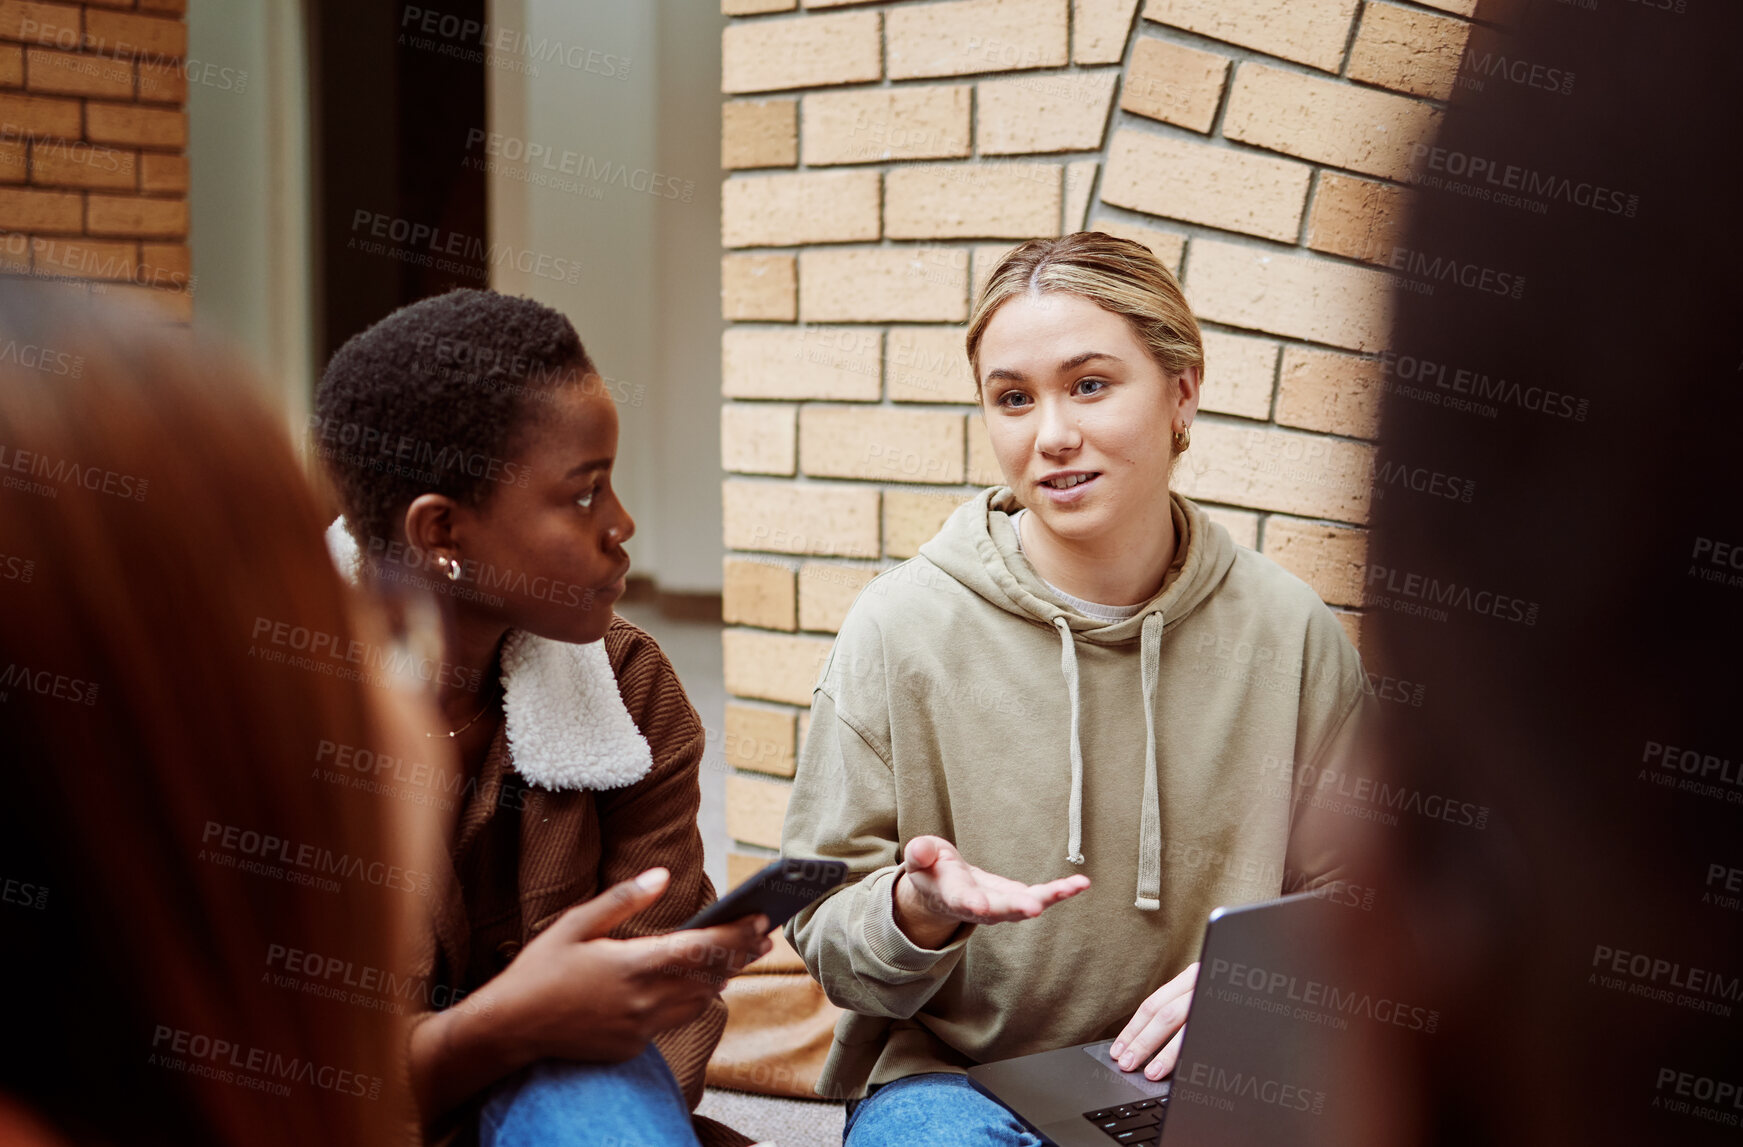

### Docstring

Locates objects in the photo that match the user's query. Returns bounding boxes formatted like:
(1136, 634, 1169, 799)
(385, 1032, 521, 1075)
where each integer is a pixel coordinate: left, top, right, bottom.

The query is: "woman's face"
(977, 291, 1198, 547)
(446, 378, 634, 645)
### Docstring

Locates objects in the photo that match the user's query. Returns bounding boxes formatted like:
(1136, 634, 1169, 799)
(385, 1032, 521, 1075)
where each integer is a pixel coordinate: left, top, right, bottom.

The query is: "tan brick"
(136, 58, 185, 104)
(25, 48, 131, 98)
(722, 98, 797, 169)
(886, 0, 1067, 80)
(1223, 63, 1440, 183)
(30, 235, 135, 281)
(0, 43, 19, 86)
(799, 248, 968, 323)
(723, 556, 797, 630)
(1073, 0, 1140, 64)
(0, 92, 79, 136)
(726, 851, 772, 891)
(724, 0, 794, 13)
(1347, 1, 1469, 101)
(1142, 0, 1358, 73)
(885, 162, 1060, 241)
(1275, 345, 1382, 439)
(31, 139, 136, 189)
(1261, 515, 1367, 607)
(1119, 38, 1229, 133)
(883, 489, 971, 558)
(721, 401, 797, 475)
(722, 326, 881, 400)
(85, 193, 185, 238)
(723, 630, 833, 707)
(966, 415, 1003, 486)
(1306, 173, 1411, 264)
(137, 0, 187, 11)
(976, 71, 1117, 156)
(1172, 420, 1371, 523)
(0, 184, 75, 230)
(0, 227, 28, 269)
(725, 703, 797, 777)
(800, 405, 964, 484)
(139, 241, 189, 274)
(84, 9, 185, 59)
(798, 562, 879, 633)
(1064, 160, 1096, 232)
(722, 11, 880, 94)
(724, 479, 881, 557)
(971, 243, 1018, 301)
(0, 2, 81, 47)
(722, 253, 795, 321)
(1412, 0, 1476, 13)
(1185, 238, 1391, 352)
(1202, 505, 1259, 549)
(1101, 128, 1309, 243)
(724, 772, 792, 847)
(888, 325, 975, 403)
(722, 170, 879, 248)
(1199, 329, 1276, 420)
(801, 85, 970, 166)
(1087, 216, 1185, 272)
(0, 132, 20, 180)
(138, 151, 187, 193)
(137, 240, 189, 292)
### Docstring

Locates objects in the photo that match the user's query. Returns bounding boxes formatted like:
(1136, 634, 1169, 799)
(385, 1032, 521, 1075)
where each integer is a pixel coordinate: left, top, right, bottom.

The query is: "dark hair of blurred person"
(1355, 1, 1743, 1143)
(0, 287, 448, 1147)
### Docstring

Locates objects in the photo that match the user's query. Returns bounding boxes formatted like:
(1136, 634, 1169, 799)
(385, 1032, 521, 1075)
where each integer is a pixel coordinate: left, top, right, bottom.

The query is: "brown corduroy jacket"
(423, 617, 748, 1147)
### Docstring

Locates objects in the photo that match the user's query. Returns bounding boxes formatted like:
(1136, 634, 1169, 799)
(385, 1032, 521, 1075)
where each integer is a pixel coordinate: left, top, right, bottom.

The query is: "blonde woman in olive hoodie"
(782, 233, 1371, 1146)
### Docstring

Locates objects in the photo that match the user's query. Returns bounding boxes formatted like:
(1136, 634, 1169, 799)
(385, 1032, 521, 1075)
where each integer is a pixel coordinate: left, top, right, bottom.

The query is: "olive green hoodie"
(782, 487, 1370, 1099)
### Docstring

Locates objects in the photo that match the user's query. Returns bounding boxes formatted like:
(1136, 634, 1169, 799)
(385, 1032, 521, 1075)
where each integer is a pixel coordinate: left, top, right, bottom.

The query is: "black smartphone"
(680, 857, 848, 933)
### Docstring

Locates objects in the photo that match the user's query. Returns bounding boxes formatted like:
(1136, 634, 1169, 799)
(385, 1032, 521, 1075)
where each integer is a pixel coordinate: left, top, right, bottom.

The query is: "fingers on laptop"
(1110, 961, 1200, 1078)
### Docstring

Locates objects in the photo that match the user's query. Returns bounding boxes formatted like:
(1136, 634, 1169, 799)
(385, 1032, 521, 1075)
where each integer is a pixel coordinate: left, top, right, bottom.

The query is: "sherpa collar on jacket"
(324, 518, 653, 793)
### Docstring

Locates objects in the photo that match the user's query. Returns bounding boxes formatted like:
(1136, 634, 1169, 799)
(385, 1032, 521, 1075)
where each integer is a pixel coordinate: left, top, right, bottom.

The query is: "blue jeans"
(844, 1072, 1045, 1147)
(480, 1045, 700, 1147)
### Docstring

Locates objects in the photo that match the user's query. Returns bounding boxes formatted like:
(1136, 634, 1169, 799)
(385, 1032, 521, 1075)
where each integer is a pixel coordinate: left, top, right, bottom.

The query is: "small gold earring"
(1172, 424, 1191, 451)
(441, 555, 461, 582)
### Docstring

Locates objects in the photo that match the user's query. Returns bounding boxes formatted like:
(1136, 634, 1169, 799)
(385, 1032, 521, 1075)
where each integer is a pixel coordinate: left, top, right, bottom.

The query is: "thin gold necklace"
(427, 698, 493, 739)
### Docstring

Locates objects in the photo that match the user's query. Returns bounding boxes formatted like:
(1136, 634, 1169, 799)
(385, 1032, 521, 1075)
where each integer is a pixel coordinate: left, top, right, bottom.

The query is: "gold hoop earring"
(440, 555, 461, 582)
(1172, 425, 1191, 452)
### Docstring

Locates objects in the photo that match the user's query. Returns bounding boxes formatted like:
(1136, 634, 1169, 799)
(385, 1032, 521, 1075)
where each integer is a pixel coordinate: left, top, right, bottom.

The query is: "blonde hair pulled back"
(966, 232, 1205, 426)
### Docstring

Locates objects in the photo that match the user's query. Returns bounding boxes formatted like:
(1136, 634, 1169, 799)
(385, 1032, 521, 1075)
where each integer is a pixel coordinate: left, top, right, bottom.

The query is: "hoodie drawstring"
(1052, 616, 1086, 866)
(1134, 613, 1165, 910)
(1050, 611, 1167, 909)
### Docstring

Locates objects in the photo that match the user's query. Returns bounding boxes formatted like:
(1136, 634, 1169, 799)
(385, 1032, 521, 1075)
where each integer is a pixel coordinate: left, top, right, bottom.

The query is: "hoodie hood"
(919, 487, 1238, 908)
(920, 486, 1237, 641)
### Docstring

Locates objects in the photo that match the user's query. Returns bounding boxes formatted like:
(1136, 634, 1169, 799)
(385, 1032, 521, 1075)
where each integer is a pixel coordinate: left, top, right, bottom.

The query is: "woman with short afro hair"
(314, 288, 764, 1147)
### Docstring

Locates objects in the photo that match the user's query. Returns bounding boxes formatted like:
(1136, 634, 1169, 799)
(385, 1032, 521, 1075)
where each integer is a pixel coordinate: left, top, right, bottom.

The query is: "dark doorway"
(308, 0, 489, 372)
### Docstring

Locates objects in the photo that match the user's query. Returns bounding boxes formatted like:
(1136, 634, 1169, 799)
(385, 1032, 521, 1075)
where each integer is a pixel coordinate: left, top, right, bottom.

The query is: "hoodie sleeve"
(782, 683, 973, 1021)
(1281, 609, 1382, 900)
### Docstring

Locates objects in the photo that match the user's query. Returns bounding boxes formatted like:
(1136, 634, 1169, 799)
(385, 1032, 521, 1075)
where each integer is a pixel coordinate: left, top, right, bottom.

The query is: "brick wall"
(717, 0, 1470, 879)
(1, 0, 192, 322)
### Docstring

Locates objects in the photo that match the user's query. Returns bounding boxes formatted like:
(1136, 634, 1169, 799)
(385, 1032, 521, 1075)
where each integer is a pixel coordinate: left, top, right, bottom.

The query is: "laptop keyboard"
(1083, 1094, 1169, 1144)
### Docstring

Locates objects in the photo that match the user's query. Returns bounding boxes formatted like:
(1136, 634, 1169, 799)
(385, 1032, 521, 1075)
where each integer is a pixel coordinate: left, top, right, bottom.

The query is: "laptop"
(968, 890, 1385, 1146)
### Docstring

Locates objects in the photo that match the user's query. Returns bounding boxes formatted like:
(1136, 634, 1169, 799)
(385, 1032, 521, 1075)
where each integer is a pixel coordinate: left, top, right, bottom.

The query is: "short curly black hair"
(312, 288, 595, 548)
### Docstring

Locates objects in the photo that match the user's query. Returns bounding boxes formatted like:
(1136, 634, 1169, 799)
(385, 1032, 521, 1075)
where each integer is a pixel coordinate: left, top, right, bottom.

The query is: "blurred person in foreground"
(0, 288, 446, 1147)
(1349, 0, 1743, 1143)
(313, 289, 766, 1147)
